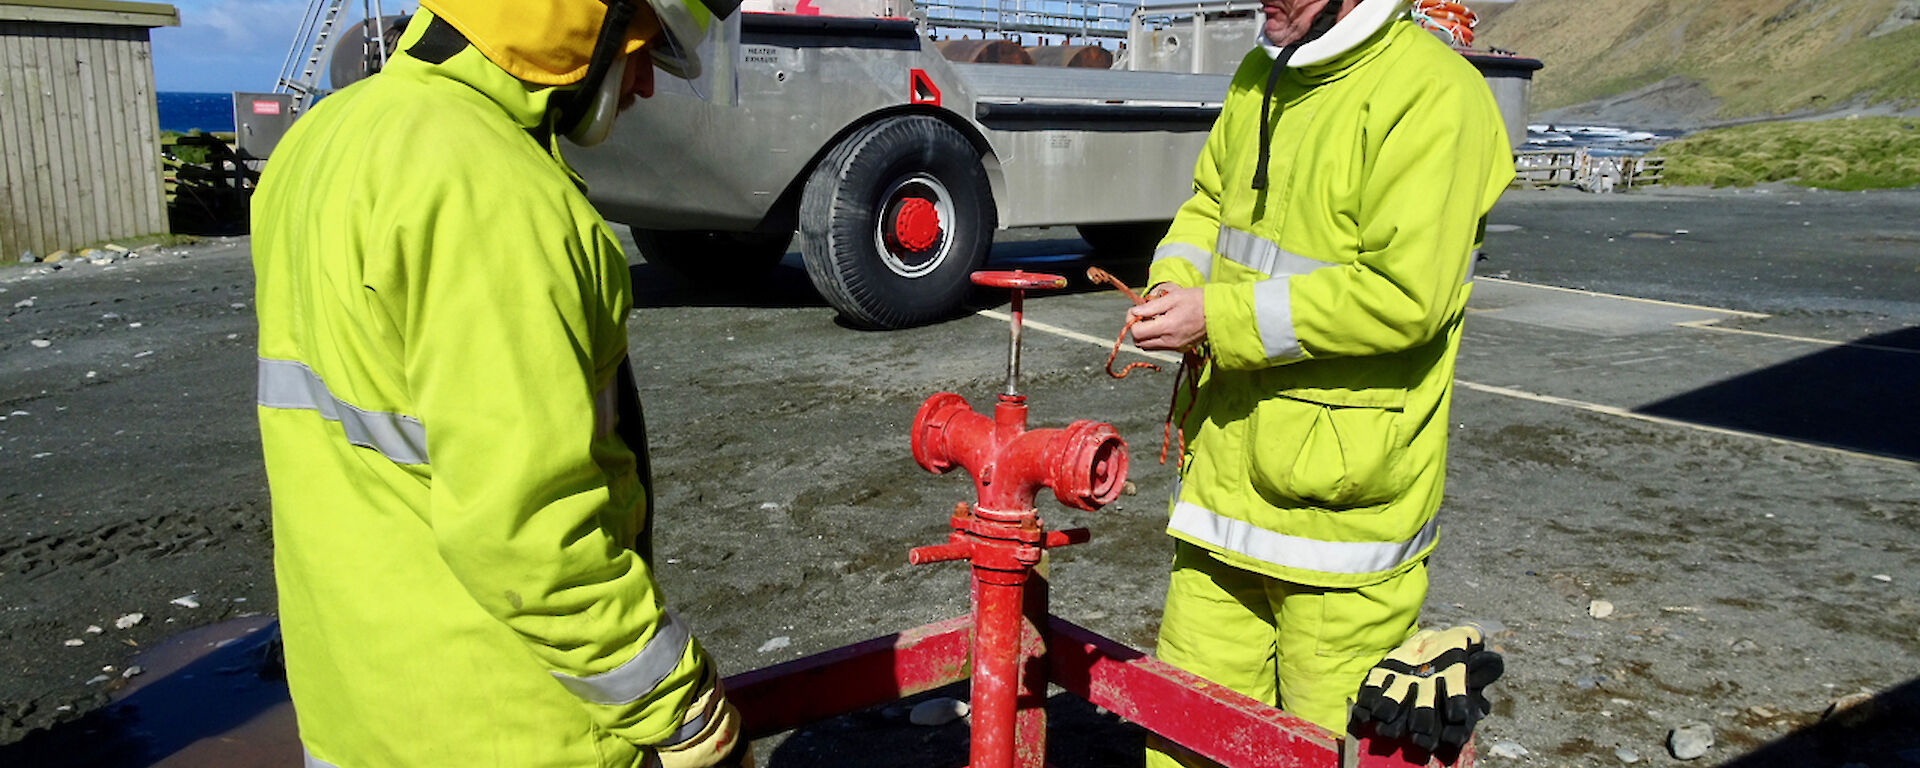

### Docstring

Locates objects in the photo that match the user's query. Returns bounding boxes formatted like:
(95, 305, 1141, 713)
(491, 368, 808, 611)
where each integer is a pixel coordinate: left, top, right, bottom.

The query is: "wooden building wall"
(0, 19, 166, 259)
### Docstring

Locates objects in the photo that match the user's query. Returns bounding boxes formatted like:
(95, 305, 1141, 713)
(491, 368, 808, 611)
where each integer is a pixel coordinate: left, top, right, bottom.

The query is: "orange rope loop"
(1086, 266, 1210, 466)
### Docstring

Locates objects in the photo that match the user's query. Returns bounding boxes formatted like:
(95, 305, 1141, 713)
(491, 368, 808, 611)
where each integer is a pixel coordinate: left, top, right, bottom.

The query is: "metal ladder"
(273, 0, 390, 114)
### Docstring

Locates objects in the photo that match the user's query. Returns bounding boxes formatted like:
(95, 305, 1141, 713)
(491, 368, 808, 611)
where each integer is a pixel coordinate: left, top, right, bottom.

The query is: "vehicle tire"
(632, 229, 794, 283)
(799, 116, 996, 329)
(1076, 221, 1171, 260)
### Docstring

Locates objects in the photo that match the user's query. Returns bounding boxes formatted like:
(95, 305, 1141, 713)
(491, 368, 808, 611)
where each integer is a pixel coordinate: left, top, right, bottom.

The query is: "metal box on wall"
(233, 92, 296, 159)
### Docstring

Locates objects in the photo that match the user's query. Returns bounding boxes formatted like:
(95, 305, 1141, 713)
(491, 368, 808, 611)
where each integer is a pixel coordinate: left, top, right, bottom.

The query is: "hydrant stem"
(1005, 288, 1024, 397)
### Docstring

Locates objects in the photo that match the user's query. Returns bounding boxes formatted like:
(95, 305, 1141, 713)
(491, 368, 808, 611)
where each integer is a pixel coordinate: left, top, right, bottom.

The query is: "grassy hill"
(1660, 116, 1920, 188)
(1472, 0, 1920, 125)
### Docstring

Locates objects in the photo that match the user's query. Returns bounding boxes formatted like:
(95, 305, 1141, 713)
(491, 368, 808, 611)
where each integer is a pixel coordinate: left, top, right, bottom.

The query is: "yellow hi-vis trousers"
(1145, 541, 1427, 767)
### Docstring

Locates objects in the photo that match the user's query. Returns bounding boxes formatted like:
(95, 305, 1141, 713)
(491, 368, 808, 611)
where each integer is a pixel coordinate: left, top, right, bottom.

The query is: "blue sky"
(152, 0, 416, 93)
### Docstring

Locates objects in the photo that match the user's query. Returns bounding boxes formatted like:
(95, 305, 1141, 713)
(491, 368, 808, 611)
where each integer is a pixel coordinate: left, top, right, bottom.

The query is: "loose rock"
(1667, 722, 1713, 760)
(1616, 747, 1640, 763)
(29, 339, 51, 349)
(1589, 599, 1615, 619)
(1487, 741, 1530, 759)
(1822, 691, 1877, 727)
(757, 636, 791, 653)
(63, 638, 85, 647)
(11, 298, 31, 308)
(170, 595, 201, 609)
(44, 250, 68, 263)
(115, 612, 145, 630)
(17, 251, 33, 264)
(908, 697, 969, 726)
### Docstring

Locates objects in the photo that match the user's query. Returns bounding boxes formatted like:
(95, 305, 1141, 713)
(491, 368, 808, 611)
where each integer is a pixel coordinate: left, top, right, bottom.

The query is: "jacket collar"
(1258, 16, 1407, 86)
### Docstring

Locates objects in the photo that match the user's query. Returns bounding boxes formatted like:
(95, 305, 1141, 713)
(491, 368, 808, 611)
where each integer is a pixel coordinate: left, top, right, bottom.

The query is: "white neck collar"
(1259, 0, 1408, 67)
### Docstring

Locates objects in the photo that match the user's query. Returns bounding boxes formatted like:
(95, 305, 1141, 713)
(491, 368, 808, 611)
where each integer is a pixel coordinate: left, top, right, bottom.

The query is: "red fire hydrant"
(907, 270, 1127, 768)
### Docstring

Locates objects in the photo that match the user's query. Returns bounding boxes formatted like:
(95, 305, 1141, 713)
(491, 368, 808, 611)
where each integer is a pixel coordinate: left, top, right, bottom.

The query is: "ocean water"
(158, 92, 235, 134)
(1526, 124, 1675, 156)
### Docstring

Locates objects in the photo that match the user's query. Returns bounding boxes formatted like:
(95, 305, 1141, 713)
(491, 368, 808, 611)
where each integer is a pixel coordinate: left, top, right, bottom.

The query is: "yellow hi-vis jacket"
(252, 12, 710, 766)
(1149, 19, 1513, 589)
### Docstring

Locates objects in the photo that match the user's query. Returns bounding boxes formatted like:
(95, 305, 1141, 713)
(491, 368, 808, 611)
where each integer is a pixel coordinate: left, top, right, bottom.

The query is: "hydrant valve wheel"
(970, 270, 1068, 290)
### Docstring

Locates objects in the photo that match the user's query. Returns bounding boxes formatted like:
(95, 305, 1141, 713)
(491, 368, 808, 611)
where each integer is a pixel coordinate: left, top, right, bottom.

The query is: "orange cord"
(1104, 316, 1161, 379)
(1087, 266, 1209, 466)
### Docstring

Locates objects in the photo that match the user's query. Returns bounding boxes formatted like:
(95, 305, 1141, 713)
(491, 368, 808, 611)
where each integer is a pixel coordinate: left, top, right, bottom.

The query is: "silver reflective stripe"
(1169, 501, 1440, 575)
(1464, 251, 1478, 284)
(1250, 278, 1302, 362)
(1215, 227, 1339, 278)
(305, 751, 342, 768)
(553, 611, 692, 706)
(663, 704, 712, 746)
(1151, 241, 1213, 281)
(258, 358, 428, 466)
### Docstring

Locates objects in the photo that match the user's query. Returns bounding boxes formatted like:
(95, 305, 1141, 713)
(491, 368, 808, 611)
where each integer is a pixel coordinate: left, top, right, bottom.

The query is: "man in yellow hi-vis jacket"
(1123, 0, 1512, 761)
(252, 1, 750, 765)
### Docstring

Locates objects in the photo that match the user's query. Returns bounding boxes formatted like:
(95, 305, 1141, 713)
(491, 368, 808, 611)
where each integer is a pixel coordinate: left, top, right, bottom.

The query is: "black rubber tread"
(632, 229, 795, 283)
(799, 116, 996, 329)
(1075, 220, 1172, 260)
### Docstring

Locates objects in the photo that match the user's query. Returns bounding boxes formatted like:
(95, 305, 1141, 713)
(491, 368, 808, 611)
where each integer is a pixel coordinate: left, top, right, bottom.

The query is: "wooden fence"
(1514, 148, 1666, 192)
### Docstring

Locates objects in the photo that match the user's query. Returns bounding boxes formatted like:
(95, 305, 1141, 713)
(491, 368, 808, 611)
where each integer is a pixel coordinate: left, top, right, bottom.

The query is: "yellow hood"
(417, 0, 659, 86)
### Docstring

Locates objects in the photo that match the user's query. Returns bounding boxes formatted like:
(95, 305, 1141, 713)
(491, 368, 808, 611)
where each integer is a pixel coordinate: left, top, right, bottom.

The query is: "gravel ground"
(1, 184, 1917, 767)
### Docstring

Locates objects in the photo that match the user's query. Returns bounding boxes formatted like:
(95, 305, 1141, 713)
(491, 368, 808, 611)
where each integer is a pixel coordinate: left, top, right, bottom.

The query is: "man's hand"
(1128, 285, 1207, 352)
(654, 679, 752, 768)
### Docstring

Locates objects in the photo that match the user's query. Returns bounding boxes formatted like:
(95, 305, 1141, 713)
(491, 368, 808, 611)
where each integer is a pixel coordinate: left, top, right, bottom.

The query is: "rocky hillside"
(1470, 0, 1920, 127)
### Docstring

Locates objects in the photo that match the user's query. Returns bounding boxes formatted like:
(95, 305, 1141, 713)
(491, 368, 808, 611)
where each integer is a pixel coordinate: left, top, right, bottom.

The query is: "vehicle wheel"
(800, 116, 996, 329)
(1076, 221, 1170, 260)
(632, 229, 794, 283)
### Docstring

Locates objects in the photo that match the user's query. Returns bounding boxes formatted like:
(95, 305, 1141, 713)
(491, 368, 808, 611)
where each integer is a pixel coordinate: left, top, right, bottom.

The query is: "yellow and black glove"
(653, 675, 752, 768)
(1351, 625, 1503, 752)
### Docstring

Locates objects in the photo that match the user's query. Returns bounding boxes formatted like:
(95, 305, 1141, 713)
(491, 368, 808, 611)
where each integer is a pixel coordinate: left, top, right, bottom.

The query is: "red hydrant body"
(905, 271, 1128, 768)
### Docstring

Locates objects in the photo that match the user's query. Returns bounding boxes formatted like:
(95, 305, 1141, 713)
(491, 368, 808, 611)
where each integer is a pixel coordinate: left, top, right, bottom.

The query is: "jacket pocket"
(1246, 387, 1411, 510)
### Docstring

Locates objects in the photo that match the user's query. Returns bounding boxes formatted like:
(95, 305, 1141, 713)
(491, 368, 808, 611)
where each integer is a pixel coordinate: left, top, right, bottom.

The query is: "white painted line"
(1607, 355, 1671, 366)
(1673, 319, 1920, 356)
(983, 308, 1918, 469)
(978, 309, 1180, 363)
(1479, 277, 1770, 319)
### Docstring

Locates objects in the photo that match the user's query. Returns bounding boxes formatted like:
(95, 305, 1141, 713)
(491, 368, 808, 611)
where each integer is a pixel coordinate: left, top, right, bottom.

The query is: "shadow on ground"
(1717, 676, 1920, 767)
(1635, 326, 1920, 461)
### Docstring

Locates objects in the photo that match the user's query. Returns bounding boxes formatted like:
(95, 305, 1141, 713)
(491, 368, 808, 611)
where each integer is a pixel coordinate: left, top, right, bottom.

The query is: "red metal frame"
(724, 610, 1471, 767)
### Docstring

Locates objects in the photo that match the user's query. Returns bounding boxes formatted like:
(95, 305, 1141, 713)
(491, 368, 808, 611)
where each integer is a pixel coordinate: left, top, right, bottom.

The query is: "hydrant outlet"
(911, 392, 974, 474)
(1050, 421, 1129, 512)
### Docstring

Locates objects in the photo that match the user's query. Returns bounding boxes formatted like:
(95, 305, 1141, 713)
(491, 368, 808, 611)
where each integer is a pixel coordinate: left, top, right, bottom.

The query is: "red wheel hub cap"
(891, 197, 942, 253)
